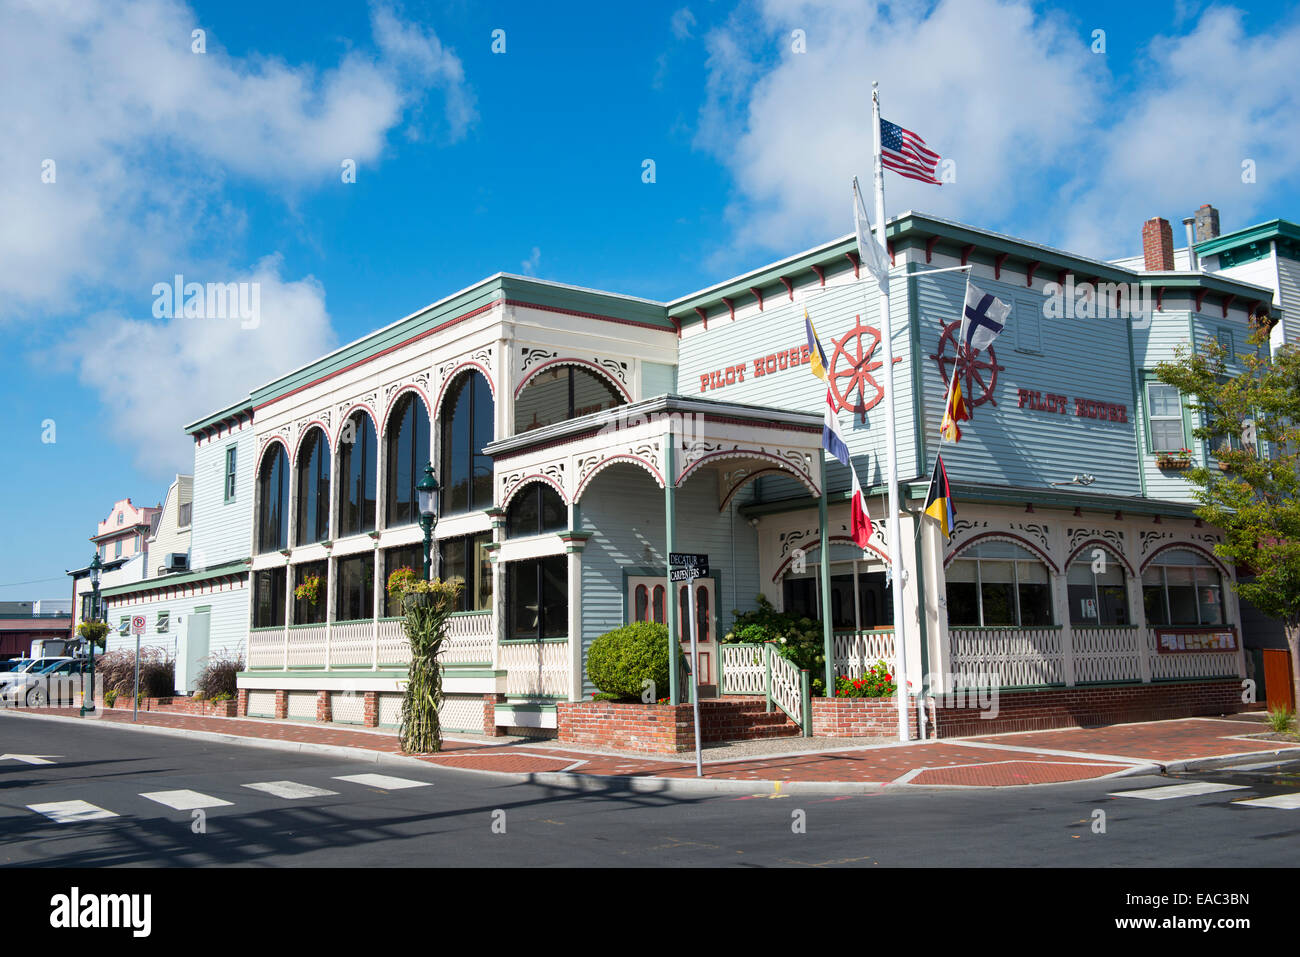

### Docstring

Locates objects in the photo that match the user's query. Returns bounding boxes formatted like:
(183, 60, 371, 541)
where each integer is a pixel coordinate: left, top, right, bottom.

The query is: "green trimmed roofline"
(100, 559, 249, 599)
(1194, 218, 1300, 259)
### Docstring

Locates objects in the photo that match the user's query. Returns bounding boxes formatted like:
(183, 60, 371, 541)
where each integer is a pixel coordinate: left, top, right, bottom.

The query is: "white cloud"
(520, 246, 542, 276)
(58, 257, 337, 473)
(0, 0, 475, 318)
(695, 0, 1300, 261)
(1, 0, 475, 475)
(671, 7, 698, 39)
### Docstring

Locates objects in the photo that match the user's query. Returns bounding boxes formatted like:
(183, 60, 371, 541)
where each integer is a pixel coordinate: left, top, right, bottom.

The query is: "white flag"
(963, 279, 1011, 353)
(853, 177, 891, 289)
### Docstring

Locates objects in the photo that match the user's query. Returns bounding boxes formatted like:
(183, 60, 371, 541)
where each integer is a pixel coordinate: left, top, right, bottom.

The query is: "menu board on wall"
(1155, 629, 1238, 653)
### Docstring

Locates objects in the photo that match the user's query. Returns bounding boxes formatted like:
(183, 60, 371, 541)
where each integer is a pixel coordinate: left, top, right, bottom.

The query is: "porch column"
(1123, 526, 1153, 683)
(665, 439, 680, 705)
(564, 531, 590, 703)
(370, 533, 381, 668)
(486, 507, 506, 671)
(818, 457, 833, 695)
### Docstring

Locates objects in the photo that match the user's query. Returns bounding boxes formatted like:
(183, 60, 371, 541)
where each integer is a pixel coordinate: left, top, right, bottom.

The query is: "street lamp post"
(80, 552, 102, 717)
(417, 462, 440, 581)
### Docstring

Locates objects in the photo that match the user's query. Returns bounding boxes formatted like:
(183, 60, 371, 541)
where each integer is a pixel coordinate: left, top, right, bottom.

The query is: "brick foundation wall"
(274, 690, 288, 720)
(237, 689, 249, 717)
(811, 696, 929, 739)
(99, 695, 238, 717)
(363, 691, 379, 727)
(315, 690, 331, 723)
(558, 700, 695, 754)
(930, 679, 1246, 737)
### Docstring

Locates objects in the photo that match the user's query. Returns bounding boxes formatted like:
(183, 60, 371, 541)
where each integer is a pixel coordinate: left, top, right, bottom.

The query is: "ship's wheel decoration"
(930, 319, 1005, 409)
(829, 317, 901, 419)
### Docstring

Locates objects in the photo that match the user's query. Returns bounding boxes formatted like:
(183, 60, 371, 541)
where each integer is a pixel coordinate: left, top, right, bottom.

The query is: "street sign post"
(669, 553, 708, 777)
(131, 616, 145, 722)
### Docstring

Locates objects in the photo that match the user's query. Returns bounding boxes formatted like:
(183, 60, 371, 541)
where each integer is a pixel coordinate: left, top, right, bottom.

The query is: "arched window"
(1067, 548, 1130, 625)
(946, 541, 1053, 627)
(1143, 548, 1225, 626)
(506, 483, 566, 538)
(514, 365, 624, 434)
(295, 428, 331, 546)
(256, 444, 289, 554)
(337, 411, 377, 537)
(440, 372, 494, 516)
(385, 392, 430, 527)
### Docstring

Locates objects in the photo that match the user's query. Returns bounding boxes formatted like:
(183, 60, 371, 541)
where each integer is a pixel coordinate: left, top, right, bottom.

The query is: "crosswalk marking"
(242, 780, 338, 800)
(27, 800, 119, 824)
(1109, 782, 1248, 800)
(334, 773, 432, 790)
(1234, 793, 1300, 810)
(140, 789, 233, 810)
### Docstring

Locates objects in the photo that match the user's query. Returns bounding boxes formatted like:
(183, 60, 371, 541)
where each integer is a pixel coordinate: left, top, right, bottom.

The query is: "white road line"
(27, 800, 119, 824)
(334, 773, 431, 790)
(241, 780, 339, 799)
(139, 789, 234, 810)
(1108, 782, 1248, 800)
(1234, 793, 1300, 810)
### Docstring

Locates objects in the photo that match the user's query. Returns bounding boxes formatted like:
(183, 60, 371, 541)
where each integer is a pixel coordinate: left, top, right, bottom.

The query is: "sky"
(2, 0, 1298, 602)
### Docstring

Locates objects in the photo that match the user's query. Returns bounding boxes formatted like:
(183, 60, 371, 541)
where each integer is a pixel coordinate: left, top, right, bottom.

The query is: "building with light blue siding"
(156, 207, 1287, 736)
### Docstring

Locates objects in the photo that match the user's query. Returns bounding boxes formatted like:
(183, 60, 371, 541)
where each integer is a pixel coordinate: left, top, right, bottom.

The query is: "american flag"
(880, 118, 941, 185)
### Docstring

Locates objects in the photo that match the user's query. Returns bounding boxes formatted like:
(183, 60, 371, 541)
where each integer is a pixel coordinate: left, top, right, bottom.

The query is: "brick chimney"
(1142, 217, 1174, 271)
(1194, 204, 1220, 242)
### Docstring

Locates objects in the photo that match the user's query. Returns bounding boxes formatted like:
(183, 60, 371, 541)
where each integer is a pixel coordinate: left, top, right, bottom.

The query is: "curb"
(0, 709, 1168, 796)
(1161, 747, 1300, 774)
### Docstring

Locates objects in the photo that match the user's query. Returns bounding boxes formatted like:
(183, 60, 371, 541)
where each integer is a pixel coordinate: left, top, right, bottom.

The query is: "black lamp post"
(417, 463, 439, 581)
(80, 552, 102, 717)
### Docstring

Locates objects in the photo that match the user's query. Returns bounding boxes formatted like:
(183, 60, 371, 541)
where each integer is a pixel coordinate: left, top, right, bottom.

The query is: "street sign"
(131, 616, 146, 636)
(669, 567, 702, 582)
(667, 552, 709, 778)
(669, 552, 708, 568)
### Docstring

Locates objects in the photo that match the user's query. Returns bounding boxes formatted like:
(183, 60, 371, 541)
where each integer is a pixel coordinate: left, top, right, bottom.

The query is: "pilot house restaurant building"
(182, 209, 1290, 744)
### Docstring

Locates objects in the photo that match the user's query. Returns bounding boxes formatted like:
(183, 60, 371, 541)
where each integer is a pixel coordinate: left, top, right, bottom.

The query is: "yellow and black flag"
(923, 454, 956, 540)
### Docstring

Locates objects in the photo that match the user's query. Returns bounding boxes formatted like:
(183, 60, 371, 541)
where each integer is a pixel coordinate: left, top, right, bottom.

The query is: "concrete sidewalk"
(5, 706, 1297, 792)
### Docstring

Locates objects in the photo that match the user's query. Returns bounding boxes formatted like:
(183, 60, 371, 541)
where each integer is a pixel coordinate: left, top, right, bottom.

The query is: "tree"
(1155, 325, 1300, 709)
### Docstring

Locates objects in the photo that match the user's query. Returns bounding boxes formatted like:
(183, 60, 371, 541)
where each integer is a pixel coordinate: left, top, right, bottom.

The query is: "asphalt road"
(2, 714, 1298, 868)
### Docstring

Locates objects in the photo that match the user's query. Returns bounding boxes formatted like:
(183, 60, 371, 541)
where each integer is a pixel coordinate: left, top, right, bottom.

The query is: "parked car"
(0, 659, 33, 673)
(0, 657, 72, 688)
(0, 659, 87, 707)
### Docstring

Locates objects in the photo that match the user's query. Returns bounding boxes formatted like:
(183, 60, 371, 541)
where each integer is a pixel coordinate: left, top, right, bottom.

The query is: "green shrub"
(587, 622, 670, 701)
(104, 689, 118, 708)
(724, 594, 828, 696)
(210, 692, 234, 703)
(1266, 706, 1295, 734)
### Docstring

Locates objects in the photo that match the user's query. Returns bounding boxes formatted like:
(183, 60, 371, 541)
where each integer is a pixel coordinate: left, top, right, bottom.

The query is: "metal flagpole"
(872, 81, 910, 743)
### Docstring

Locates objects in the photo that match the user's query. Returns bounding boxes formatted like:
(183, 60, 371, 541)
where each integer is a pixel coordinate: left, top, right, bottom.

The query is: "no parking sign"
(131, 616, 145, 636)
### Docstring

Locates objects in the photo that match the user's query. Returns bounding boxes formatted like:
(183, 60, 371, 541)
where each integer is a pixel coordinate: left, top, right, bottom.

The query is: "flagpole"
(872, 81, 911, 743)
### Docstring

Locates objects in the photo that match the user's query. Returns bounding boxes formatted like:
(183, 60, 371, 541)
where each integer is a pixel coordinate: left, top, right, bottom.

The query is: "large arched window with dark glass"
(440, 371, 494, 516)
(506, 483, 566, 538)
(337, 411, 377, 537)
(256, 444, 289, 554)
(946, 541, 1053, 627)
(1142, 549, 1225, 626)
(514, 365, 624, 433)
(295, 428, 331, 546)
(385, 392, 430, 527)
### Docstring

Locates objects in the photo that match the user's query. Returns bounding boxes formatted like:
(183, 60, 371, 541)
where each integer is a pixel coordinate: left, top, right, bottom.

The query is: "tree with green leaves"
(1155, 325, 1300, 708)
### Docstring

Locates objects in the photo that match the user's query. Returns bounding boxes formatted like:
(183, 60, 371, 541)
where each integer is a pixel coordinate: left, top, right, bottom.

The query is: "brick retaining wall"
(558, 700, 695, 753)
(811, 696, 928, 738)
(929, 679, 1245, 737)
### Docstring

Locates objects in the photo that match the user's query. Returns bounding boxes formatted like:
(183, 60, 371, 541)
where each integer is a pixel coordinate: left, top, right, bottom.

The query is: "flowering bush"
(834, 660, 896, 698)
(386, 566, 419, 604)
(294, 574, 321, 604)
(723, 594, 827, 696)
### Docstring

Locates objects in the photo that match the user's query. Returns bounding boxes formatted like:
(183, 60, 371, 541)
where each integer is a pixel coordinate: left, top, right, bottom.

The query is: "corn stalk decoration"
(396, 579, 461, 754)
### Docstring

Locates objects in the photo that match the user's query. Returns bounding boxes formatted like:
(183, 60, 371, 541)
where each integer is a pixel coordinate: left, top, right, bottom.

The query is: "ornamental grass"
(396, 578, 461, 754)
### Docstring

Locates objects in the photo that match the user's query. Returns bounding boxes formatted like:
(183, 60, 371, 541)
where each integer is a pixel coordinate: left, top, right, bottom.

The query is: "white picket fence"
(247, 611, 496, 671)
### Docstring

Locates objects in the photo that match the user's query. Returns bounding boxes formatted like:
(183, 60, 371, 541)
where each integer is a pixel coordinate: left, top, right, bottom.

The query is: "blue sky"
(2, 0, 1298, 601)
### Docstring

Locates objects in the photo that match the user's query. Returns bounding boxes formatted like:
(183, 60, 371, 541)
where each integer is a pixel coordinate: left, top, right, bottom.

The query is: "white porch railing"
(947, 627, 1065, 688)
(247, 612, 497, 671)
(832, 630, 896, 679)
(720, 644, 766, 695)
(1073, 626, 1144, 683)
(768, 650, 807, 728)
(501, 640, 570, 697)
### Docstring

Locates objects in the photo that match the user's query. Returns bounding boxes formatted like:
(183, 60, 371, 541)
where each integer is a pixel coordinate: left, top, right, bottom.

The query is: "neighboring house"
(98, 415, 255, 693)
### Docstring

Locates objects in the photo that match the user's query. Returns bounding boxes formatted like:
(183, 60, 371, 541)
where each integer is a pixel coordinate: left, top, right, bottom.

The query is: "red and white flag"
(850, 466, 873, 549)
(880, 117, 941, 185)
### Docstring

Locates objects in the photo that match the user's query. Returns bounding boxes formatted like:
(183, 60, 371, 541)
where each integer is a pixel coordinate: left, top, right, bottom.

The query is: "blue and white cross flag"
(963, 280, 1011, 352)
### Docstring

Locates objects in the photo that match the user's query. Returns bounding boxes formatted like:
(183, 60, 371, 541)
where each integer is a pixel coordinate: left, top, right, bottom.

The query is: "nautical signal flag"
(940, 379, 970, 442)
(822, 387, 851, 466)
(963, 280, 1011, 353)
(923, 454, 956, 540)
(805, 311, 829, 382)
(852, 177, 891, 289)
(849, 467, 873, 549)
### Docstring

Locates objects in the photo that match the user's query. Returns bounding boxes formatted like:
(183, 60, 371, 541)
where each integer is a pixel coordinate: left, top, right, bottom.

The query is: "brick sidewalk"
(9, 707, 1297, 788)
